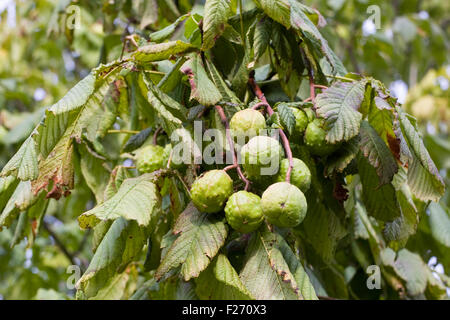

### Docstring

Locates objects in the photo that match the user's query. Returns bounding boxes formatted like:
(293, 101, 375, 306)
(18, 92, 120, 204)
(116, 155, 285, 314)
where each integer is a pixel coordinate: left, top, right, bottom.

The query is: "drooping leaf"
(297, 199, 347, 261)
(196, 254, 253, 300)
(77, 142, 111, 204)
(359, 121, 398, 185)
(155, 202, 228, 281)
(121, 128, 153, 153)
(140, 74, 186, 134)
(289, 0, 346, 75)
(202, 0, 233, 51)
(428, 202, 450, 248)
(357, 155, 401, 222)
(397, 109, 445, 201)
(0, 181, 42, 228)
(276, 102, 296, 135)
(316, 80, 365, 144)
(76, 218, 147, 299)
(181, 55, 223, 106)
(240, 229, 317, 300)
(149, 14, 190, 43)
(325, 137, 359, 176)
(133, 40, 196, 62)
(393, 249, 429, 297)
(253, 0, 291, 29)
(78, 173, 162, 229)
(0, 137, 38, 181)
(252, 16, 272, 63)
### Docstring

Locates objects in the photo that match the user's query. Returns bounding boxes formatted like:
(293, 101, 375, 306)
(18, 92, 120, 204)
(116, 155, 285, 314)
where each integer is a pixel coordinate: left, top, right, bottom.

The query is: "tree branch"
(43, 221, 79, 268)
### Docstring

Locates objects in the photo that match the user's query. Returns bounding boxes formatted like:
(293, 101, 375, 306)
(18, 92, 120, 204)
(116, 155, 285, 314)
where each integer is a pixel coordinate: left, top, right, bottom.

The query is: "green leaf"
(383, 179, 419, 245)
(157, 57, 188, 93)
(133, 40, 196, 62)
(139, 0, 158, 29)
(28, 64, 121, 198)
(289, 0, 346, 75)
(253, 16, 272, 62)
(76, 218, 147, 299)
(181, 55, 223, 106)
(35, 73, 96, 158)
(240, 229, 316, 300)
(368, 97, 395, 143)
(397, 109, 445, 202)
(297, 199, 347, 261)
(276, 103, 296, 135)
(78, 173, 162, 229)
(205, 58, 242, 105)
(357, 155, 401, 222)
(254, 0, 291, 29)
(316, 80, 365, 144)
(103, 166, 134, 202)
(325, 137, 359, 176)
(196, 254, 253, 300)
(0, 181, 41, 228)
(428, 202, 450, 248)
(202, 0, 233, 50)
(359, 121, 398, 185)
(140, 74, 186, 135)
(90, 270, 133, 300)
(149, 14, 190, 43)
(122, 128, 153, 153)
(0, 136, 38, 181)
(77, 142, 111, 204)
(393, 249, 428, 297)
(0, 176, 18, 213)
(155, 202, 228, 281)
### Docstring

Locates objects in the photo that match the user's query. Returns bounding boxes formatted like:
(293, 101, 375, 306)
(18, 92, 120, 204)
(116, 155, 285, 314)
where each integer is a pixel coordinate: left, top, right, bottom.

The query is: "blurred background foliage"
(0, 0, 448, 299)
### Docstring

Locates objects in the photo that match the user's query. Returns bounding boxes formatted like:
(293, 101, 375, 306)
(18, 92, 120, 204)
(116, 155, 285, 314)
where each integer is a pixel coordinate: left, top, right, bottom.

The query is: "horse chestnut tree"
(0, 0, 446, 301)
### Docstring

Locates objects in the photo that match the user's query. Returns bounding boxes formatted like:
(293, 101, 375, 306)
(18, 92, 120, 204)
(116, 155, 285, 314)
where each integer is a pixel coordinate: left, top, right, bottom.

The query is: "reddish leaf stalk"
(153, 126, 163, 145)
(215, 105, 250, 191)
(313, 84, 328, 90)
(251, 101, 269, 111)
(248, 78, 294, 183)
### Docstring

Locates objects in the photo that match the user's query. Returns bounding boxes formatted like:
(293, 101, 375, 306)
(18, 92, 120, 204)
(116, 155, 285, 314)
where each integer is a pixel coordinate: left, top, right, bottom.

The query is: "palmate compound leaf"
(239, 228, 318, 300)
(202, 0, 234, 51)
(76, 218, 148, 299)
(359, 121, 398, 185)
(0, 71, 97, 181)
(196, 254, 253, 300)
(316, 80, 366, 144)
(1, 61, 126, 200)
(155, 202, 228, 281)
(397, 109, 445, 202)
(78, 173, 162, 229)
(181, 54, 223, 106)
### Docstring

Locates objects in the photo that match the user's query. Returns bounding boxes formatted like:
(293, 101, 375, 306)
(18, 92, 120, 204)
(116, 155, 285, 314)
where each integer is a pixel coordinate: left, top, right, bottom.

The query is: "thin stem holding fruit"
(248, 77, 294, 184)
(153, 126, 163, 145)
(215, 105, 250, 191)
